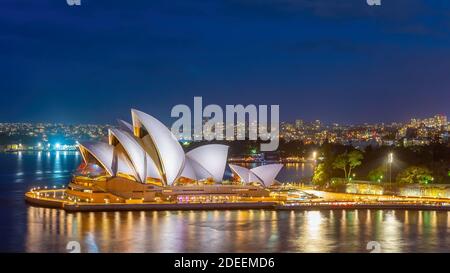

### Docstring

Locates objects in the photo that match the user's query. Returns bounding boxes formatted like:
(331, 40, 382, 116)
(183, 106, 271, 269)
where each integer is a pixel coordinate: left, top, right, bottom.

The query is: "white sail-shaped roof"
(114, 147, 139, 179)
(109, 128, 145, 182)
(179, 157, 198, 180)
(180, 157, 219, 181)
(250, 164, 283, 187)
(249, 172, 261, 184)
(189, 157, 214, 180)
(145, 154, 162, 181)
(229, 164, 283, 187)
(78, 141, 114, 176)
(187, 144, 229, 182)
(78, 141, 139, 179)
(229, 164, 251, 183)
(78, 110, 232, 186)
(131, 109, 185, 185)
(109, 128, 161, 182)
(117, 119, 134, 133)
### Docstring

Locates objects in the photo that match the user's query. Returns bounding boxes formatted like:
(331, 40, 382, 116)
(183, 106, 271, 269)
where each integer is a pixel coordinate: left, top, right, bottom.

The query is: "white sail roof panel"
(131, 109, 185, 185)
(251, 164, 283, 187)
(229, 164, 251, 183)
(78, 141, 114, 176)
(187, 144, 229, 182)
(229, 163, 283, 187)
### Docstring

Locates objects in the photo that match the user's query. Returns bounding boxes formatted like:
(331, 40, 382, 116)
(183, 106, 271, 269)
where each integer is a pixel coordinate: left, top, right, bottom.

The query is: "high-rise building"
(295, 119, 304, 129)
(314, 120, 321, 129)
(435, 114, 447, 127)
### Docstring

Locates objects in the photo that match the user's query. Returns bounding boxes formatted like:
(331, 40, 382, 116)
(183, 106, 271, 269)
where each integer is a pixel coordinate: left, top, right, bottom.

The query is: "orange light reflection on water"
(25, 206, 450, 253)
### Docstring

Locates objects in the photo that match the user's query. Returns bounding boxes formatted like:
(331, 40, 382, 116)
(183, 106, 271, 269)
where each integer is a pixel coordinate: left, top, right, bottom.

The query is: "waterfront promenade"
(25, 188, 450, 212)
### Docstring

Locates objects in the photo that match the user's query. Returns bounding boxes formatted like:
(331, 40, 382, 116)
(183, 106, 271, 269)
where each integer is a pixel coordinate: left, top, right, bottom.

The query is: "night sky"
(1, 0, 449, 125)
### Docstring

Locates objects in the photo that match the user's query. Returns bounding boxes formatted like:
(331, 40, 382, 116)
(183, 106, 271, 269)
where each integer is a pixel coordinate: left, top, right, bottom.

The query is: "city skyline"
(1, 112, 448, 153)
(2, 0, 450, 124)
(0, 112, 447, 126)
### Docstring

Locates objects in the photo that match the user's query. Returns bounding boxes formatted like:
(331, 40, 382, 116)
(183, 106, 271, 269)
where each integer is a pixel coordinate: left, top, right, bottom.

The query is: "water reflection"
(14, 152, 24, 183)
(25, 207, 450, 253)
(1, 152, 450, 253)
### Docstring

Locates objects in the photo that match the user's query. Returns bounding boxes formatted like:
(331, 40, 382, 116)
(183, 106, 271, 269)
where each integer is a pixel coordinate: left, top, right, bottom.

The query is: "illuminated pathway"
(25, 188, 450, 212)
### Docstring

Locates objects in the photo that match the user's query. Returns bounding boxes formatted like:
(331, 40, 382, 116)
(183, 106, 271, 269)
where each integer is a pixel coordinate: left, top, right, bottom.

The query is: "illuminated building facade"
(67, 109, 279, 203)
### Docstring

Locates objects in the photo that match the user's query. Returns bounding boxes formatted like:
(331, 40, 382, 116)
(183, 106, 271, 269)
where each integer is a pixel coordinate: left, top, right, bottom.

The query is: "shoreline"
(25, 190, 450, 212)
(275, 203, 450, 211)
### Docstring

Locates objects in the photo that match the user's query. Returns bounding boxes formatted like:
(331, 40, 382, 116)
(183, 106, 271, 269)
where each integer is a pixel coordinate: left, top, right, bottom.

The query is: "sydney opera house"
(67, 109, 283, 204)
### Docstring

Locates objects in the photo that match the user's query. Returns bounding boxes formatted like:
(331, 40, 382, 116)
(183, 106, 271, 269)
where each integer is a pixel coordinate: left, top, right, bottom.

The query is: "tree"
(333, 154, 348, 178)
(332, 150, 364, 179)
(347, 150, 364, 178)
(396, 166, 434, 184)
(368, 166, 386, 182)
(312, 163, 329, 187)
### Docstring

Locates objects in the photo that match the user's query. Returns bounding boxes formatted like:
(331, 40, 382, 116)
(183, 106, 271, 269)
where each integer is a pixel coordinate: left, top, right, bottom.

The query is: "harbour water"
(0, 152, 449, 253)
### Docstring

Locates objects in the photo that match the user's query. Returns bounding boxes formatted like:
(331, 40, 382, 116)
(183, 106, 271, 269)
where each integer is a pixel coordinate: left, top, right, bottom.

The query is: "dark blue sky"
(1, 0, 449, 125)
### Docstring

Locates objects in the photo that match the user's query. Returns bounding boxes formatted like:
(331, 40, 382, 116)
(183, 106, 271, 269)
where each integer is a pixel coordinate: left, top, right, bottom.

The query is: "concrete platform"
(25, 191, 277, 212)
(25, 190, 450, 212)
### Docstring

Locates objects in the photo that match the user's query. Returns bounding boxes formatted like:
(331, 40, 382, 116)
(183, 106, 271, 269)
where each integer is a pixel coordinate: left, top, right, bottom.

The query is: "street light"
(311, 151, 318, 177)
(388, 153, 394, 184)
(312, 151, 317, 165)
